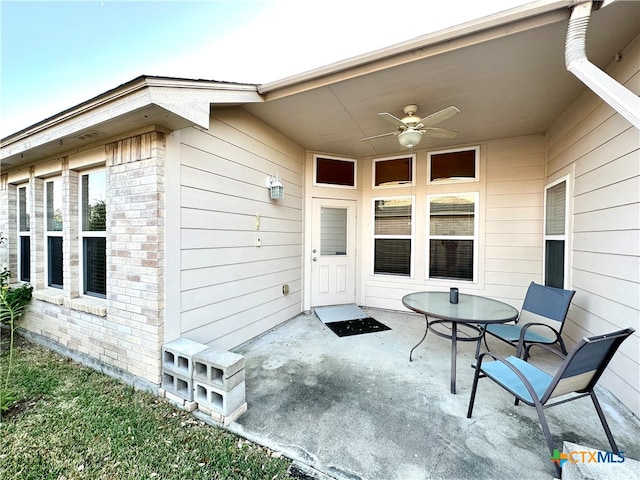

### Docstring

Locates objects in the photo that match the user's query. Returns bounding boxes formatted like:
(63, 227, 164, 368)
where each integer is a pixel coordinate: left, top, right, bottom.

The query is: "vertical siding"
(178, 108, 304, 349)
(546, 34, 640, 416)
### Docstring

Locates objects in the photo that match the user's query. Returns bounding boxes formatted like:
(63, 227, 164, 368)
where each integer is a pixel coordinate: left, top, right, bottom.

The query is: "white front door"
(311, 198, 357, 307)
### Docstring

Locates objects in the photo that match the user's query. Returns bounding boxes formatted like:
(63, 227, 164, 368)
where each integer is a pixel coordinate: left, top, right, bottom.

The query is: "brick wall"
(10, 130, 166, 387)
(105, 130, 166, 383)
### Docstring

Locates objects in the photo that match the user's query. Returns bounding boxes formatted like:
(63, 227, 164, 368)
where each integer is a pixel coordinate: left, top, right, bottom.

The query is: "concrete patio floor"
(224, 308, 640, 480)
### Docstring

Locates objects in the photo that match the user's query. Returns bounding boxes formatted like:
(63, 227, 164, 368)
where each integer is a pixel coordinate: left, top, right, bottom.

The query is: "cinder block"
(161, 369, 194, 401)
(162, 338, 209, 377)
(193, 347, 245, 390)
(211, 402, 247, 426)
(194, 379, 246, 416)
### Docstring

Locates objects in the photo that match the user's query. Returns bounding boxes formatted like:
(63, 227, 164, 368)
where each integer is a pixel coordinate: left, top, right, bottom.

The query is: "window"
(314, 156, 356, 187)
(428, 147, 479, 183)
(45, 179, 63, 288)
(373, 197, 413, 276)
(81, 170, 106, 297)
(17, 185, 30, 282)
(544, 178, 569, 289)
(428, 193, 478, 281)
(373, 155, 415, 187)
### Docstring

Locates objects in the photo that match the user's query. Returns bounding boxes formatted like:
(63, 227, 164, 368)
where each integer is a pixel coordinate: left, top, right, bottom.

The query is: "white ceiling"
(241, 1, 639, 158)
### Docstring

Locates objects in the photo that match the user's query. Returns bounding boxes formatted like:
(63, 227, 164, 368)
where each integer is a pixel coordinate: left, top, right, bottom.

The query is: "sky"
(0, 0, 532, 138)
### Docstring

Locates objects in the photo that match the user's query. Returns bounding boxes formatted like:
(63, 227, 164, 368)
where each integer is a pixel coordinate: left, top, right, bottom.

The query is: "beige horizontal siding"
(545, 33, 640, 416)
(177, 108, 304, 348)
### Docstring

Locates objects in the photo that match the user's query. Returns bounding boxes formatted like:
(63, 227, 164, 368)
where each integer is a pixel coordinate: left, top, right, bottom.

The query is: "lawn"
(0, 335, 292, 480)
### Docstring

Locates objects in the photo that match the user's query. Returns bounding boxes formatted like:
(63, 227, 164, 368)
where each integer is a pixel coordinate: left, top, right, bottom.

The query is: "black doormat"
(325, 317, 391, 337)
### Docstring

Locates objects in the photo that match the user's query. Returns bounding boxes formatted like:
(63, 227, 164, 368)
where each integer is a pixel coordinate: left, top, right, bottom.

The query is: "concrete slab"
(225, 309, 640, 480)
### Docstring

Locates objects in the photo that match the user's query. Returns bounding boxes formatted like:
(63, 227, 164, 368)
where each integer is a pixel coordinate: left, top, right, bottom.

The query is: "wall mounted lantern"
(267, 174, 284, 199)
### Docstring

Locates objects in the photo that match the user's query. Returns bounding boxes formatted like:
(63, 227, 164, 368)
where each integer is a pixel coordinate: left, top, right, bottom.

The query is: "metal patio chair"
(467, 327, 635, 478)
(477, 282, 575, 359)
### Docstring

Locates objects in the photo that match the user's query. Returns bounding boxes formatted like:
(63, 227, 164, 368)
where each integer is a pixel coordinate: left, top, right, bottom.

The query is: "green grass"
(0, 336, 292, 480)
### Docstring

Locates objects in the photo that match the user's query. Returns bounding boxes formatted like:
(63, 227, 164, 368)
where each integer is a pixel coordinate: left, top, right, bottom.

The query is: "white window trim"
(313, 154, 357, 189)
(17, 184, 30, 283)
(426, 192, 479, 283)
(79, 168, 107, 298)
(543, 175, 571, 289)
(371, 195, 415, 278)
(427, 146, 480, 185)
(44, 177, 63, 289)
(372, 153, 416, 189)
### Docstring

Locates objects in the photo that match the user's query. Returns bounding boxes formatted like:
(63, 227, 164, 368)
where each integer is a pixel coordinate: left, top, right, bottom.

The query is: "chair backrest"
(519, 282, 576, 335)
(543, 328, 635, 402)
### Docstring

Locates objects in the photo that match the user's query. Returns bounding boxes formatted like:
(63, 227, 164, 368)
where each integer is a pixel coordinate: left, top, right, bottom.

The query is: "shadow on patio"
(223, 308, 640, 480)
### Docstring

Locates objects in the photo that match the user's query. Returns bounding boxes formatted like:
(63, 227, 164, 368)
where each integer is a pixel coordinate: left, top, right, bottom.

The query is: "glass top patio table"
(402, 291, 519, 394)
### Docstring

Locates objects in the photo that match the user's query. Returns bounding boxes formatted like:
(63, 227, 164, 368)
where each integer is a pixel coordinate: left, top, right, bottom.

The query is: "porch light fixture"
(398, 129, 422, 149)
(267, 174, 284, 199)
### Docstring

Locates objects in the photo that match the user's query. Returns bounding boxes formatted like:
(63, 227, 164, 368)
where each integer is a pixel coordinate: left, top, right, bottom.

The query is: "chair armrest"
(515, 322, 562, 358)
(475, 352, 544, 405)
(524, 342, 566, 361)
(518, 322, 561, 339)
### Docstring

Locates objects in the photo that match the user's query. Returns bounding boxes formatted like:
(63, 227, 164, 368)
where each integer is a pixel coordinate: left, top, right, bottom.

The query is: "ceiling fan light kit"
(361, 104, 460, 150)
(398, 129, 423, 149)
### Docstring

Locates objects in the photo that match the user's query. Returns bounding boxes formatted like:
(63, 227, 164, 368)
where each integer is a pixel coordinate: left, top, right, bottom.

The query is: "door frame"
(304, 197, 359, 310)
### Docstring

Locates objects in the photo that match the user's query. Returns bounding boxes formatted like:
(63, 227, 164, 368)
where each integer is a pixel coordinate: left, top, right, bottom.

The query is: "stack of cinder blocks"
(159, 338, 247, 425)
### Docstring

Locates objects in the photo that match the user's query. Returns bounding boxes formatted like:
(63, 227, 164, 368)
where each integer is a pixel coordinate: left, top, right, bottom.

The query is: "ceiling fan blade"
(421, 127, 458, 138)
(378, 112, 407, 128)
(420, 106, 460, 127)
(361, 131, 399, 141)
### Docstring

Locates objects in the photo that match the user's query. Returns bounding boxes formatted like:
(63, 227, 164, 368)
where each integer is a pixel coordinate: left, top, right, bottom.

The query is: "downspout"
(565, 1, 640, 129)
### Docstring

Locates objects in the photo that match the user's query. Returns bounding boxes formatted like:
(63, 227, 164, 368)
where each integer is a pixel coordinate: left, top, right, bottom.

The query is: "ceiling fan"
(361, 104, 460, 149)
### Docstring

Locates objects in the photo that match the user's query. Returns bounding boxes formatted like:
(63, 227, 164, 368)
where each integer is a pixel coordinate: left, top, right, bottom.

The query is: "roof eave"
(258, 0, 575, 98)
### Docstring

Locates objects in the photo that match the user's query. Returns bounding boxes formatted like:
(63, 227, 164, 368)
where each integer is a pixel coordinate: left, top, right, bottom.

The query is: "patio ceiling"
(241, 0, 639, 158)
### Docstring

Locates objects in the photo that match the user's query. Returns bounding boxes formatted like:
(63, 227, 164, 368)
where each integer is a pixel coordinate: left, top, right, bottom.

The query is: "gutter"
(565, 1, 640, 129)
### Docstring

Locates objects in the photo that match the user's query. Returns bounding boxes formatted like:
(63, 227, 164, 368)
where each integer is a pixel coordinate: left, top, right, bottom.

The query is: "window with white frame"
(373, 196, 413, 276)
(428, 193, 478, 281)
(80, 170, 106, 297)
(544, 177, 569, 289)
(314, 155, 356, 188)
(372, 155, 415, 188)
(428, 147, 479, 183)
(45, 178, 64, 288)
(17, 184, 30, 282)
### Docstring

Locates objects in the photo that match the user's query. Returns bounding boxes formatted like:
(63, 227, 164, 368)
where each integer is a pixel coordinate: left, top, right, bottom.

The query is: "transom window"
(314, 155, 356, 188)
(428, 147, 479, 183)
(428, 193, 478, 281)
(373, 197, 413, 276)
(373, 155, 415, 187)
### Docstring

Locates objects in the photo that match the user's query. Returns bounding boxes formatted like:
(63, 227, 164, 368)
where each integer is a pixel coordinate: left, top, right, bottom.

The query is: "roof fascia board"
(259, 1, 573, 99)
(1, 77, 261, 160)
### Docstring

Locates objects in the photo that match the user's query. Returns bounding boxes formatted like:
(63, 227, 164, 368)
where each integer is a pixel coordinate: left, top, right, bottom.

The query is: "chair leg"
(532, 402, 561, 478)
(558, 336, 568, 355)
(466, 366, 482, 418)
(474, 327, 485, 359)
(590, 391, 619, 454)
